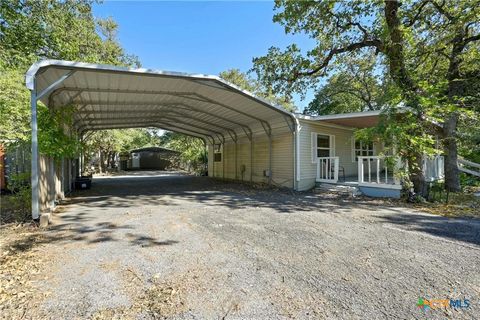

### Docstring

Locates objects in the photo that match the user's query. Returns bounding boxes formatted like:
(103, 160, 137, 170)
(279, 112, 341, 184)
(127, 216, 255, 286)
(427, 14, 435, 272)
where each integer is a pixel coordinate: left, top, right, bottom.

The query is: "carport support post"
(30, 89, 40, 220)
(234, 140, 238, 180)
(212, 142, 215, 178)
(250, 135, 253, 182)
(203, 139, 207, 174)
(79, 135, 84, 176)
(268, 131, 272, 185)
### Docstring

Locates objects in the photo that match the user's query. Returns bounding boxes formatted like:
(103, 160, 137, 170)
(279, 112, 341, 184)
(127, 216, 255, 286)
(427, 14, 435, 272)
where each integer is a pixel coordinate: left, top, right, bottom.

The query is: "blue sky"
(93, 1, 315, 111)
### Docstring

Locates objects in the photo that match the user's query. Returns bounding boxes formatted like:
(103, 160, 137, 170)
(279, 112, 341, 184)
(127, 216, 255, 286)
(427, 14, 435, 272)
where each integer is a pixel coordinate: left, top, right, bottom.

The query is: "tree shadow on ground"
(53, 173, 480, 248)
(373, 210, 480, 246)
(69, 174, 397, 214)
(4, 220, 179, 256)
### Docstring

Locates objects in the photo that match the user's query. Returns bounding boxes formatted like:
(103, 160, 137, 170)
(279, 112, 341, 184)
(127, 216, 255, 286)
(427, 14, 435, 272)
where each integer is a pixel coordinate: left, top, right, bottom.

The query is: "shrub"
(2, 173, 32, 222)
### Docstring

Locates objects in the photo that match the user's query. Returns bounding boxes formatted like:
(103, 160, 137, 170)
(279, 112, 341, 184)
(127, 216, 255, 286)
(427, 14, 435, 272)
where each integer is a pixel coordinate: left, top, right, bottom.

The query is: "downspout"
(295, 116, 301, 190)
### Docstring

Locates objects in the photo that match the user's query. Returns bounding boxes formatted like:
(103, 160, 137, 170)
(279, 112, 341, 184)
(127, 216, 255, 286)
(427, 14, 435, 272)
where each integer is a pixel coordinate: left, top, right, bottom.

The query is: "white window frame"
(351, 138, 375, 162)
(311, 132, 335, 163)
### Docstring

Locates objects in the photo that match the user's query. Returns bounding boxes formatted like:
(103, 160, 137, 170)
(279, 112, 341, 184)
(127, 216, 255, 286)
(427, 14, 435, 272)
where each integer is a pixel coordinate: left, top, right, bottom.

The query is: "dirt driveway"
(26, 172, 480, 319)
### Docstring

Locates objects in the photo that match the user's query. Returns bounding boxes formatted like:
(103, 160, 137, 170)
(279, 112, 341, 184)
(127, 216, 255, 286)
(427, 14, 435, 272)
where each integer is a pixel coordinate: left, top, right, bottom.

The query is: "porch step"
(314, 182, 362, 196)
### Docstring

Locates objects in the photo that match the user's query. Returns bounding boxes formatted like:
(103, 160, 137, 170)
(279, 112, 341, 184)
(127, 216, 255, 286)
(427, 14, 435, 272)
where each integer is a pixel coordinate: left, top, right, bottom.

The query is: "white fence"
(316, 157, 339, 183)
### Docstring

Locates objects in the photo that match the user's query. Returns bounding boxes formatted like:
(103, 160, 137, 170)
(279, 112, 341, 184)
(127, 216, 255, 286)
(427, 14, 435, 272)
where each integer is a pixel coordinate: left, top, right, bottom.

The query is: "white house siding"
(208, 127, 294, 188)
(297, 119, 357, 191)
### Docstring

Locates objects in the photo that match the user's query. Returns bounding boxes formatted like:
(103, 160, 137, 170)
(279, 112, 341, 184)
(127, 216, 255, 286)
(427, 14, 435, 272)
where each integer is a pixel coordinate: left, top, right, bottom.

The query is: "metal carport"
(26, 60, 298, 222)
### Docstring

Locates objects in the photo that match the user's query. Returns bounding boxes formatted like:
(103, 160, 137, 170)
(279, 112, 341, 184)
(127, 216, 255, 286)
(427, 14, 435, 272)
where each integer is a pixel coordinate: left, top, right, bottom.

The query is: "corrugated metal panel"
(27, 60, 297, 191)
(27, 60, 295, 145)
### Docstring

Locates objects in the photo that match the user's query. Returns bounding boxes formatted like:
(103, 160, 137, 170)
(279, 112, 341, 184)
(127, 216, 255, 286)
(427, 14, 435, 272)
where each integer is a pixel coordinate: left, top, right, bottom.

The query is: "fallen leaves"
(0, 224, 49, 319)
(412, 191, 480, 218)
(140, 281, 185, 318)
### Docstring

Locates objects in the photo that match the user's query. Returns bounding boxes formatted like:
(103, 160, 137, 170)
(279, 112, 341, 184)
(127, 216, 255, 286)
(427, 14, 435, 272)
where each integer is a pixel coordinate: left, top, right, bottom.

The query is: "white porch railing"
(458, 158, 480, 177)
(357, 156, 401, 188)
(316, 157, 339, 183)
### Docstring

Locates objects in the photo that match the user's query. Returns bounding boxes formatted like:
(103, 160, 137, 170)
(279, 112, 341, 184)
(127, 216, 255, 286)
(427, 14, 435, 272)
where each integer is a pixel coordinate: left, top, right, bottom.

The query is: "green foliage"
(0, 70, 30, 142)
(159, 132, 206, 173)
(253, 0, 480, 193)
(84, 128, 160, 155)
(253, 1, 385, 100)
(0, 0, 140, 70)
(460, 173, 480, 188)
(305, 54, 389, 115)
(0, 0, 141, 164)
(37, 104, 81, 159)
(3, 173, 32, 222)
(458, 104, 480, 164)
(0, 70, 81, 159)
(219, 69, 295, 112)
(82, 128, 162, 173)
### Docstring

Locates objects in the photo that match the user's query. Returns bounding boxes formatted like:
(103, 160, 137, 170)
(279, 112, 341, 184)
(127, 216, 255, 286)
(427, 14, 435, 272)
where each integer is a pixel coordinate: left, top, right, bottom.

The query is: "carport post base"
(39, 213, 51, 227)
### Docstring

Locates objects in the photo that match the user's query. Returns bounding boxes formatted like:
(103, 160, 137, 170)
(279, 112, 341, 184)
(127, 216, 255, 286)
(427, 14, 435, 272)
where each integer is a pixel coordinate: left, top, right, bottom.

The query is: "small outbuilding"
(128, 147, 180, 170)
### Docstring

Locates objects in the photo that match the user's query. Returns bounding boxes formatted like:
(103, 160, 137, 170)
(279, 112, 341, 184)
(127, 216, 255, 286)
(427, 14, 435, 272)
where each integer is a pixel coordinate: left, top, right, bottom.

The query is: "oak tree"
(253, 0, 480, 194)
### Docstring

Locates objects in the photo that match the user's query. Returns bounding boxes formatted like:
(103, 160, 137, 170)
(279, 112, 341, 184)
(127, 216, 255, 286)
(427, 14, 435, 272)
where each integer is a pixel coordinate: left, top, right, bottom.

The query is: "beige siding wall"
(297, 120, 385, 191)
(298, 120, 356, 191)
(208, 131, 294, 188)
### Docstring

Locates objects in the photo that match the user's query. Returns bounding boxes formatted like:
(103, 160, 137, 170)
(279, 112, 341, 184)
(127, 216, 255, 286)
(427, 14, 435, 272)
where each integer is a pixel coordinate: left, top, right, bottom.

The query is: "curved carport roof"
(25, 60, 297, 220)
(26, 60, 296, 145)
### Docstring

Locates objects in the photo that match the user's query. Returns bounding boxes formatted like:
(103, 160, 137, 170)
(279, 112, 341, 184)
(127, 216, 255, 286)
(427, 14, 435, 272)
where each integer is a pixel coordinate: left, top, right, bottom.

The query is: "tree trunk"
(100, 151, 107, 173)
(443, 29, 465, 192)
(410, 154, 428, 196)
(384, 0, 429, 196)
(443, 113, 461, 191)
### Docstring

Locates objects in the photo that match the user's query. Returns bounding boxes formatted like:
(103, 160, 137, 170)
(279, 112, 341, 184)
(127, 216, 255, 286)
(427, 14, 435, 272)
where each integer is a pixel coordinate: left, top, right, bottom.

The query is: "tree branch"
(431, 0, 456, 22)
(293, 39, 384, 78)
(404, 0, 431, 27)
(464, 34, 480, 45)
(321, 89, 373, 110)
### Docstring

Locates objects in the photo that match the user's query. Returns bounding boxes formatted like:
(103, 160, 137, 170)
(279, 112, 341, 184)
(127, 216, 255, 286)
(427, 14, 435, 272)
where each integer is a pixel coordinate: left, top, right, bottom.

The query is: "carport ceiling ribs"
(27, 60, 296, 145)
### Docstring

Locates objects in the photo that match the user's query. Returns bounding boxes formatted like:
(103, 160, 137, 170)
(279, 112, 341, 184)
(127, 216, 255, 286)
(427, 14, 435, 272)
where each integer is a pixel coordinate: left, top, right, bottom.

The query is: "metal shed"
(26, 60, 299, 222)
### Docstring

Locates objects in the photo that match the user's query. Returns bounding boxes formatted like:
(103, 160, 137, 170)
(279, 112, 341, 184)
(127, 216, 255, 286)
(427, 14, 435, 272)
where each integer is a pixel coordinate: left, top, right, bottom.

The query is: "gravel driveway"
(36, 171, 479, 319)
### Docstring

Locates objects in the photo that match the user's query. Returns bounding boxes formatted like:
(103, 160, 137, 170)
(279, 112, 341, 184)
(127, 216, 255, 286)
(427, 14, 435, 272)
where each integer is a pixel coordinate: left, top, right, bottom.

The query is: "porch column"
(31, 89, 40, 220)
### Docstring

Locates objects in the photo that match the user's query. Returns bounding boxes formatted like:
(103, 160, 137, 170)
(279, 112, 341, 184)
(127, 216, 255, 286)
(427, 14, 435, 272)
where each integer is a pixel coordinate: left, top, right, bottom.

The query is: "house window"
(317, 134, 331, 157)
(312, 133, 335, 163)
(214, 144, 222, 162)
(353, 140, 374, 161)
